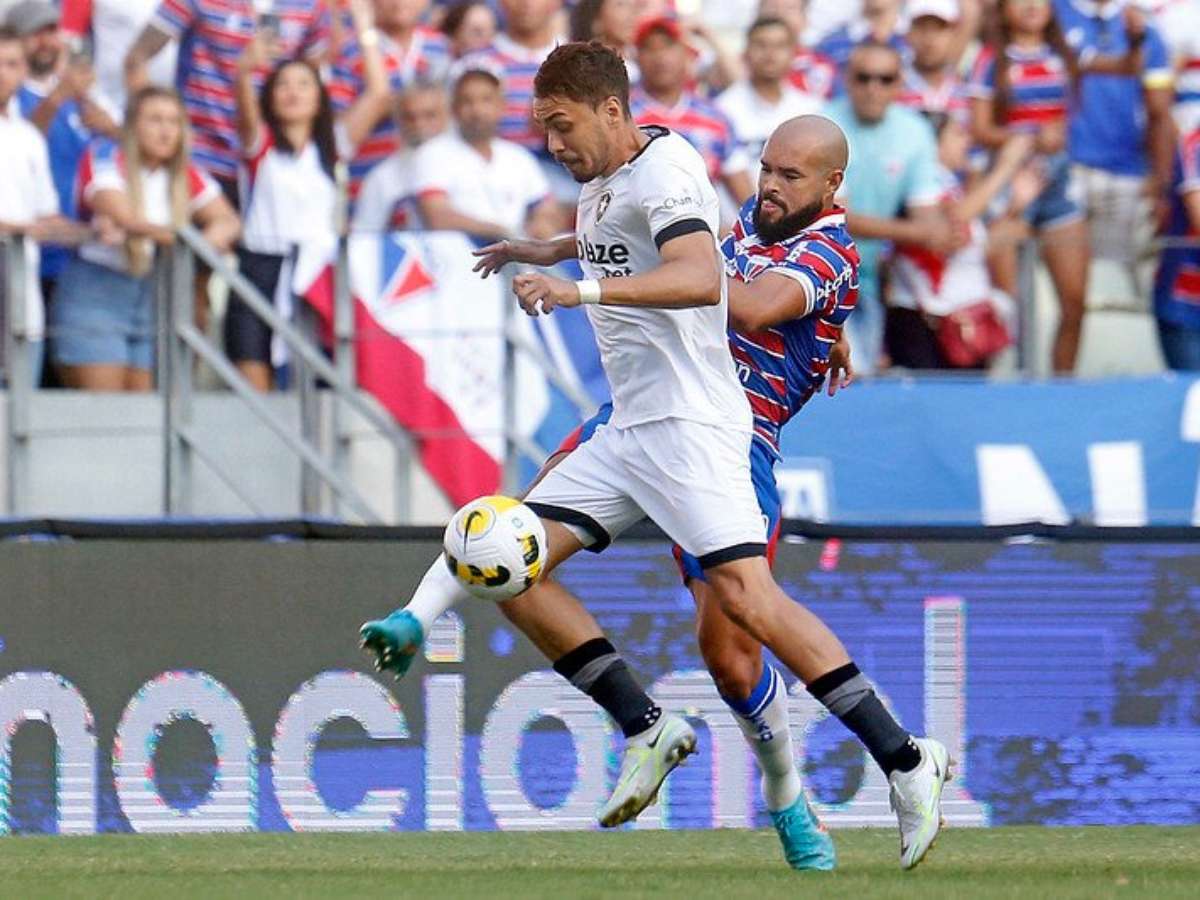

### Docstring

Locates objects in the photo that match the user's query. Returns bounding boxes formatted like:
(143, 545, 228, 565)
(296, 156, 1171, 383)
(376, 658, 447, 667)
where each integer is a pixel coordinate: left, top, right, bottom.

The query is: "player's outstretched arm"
(511, 231, 722, 315)
(589, 231, 722, 309)
(727, 271, 814, 333)
(471, 234, 578, 278)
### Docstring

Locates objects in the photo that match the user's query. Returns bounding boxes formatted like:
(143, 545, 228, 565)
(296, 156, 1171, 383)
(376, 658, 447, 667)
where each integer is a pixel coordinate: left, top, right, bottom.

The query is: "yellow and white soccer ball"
(443, 495, 547, 602)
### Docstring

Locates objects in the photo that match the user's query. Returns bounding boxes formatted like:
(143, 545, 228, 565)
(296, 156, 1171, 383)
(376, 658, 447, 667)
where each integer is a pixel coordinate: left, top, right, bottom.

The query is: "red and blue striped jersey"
(789, 48, 836, 99)
(460, 34, 556, 159)
(1154, 128, 1200, 329)
(630, 88, 745, 183)
(152, 0, 330, 181)
(967, 44, 1071, 131)
(900, 67, 971, 122)
(328, 26, 451, 198)
(720, 198, 860, 457)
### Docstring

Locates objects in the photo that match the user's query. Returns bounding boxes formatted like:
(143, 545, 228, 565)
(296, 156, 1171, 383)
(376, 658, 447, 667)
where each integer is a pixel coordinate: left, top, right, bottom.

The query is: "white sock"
(725, 666, 803, 812)
(403, 556, 470, 633)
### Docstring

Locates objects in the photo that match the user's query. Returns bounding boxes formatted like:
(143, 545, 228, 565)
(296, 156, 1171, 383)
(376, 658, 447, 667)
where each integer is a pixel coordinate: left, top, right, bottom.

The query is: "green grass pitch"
(1, 826, 1197, 899)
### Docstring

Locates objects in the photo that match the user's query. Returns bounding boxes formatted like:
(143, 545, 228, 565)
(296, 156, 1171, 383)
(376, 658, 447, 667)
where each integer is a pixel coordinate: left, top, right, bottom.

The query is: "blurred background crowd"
(1, 0, 1199, 393)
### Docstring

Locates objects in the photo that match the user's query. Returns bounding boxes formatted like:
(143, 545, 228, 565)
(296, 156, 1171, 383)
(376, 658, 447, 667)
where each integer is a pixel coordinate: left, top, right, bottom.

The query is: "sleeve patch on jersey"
(654, 217, 711, 250)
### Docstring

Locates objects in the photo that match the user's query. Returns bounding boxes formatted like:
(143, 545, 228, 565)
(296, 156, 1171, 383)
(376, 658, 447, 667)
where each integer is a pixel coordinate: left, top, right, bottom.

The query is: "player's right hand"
(472, 238, 560, 278)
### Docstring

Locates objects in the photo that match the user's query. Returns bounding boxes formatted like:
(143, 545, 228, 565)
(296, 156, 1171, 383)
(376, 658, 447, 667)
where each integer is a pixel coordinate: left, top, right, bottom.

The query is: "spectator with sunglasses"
(824, 40, 955, 373)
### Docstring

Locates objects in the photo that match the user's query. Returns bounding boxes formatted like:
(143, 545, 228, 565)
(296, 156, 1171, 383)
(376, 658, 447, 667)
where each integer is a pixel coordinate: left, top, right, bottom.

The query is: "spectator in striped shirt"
(124, 1, 331, 195)
(756, 0, 837, 100)
(968, 0, 1088, 372)
(329, 0, 452, 200)
(461, 0, 567, 212)
(631, 16, 754, 212)
(969, 0, 1146, 371)
(464, 0, 563, 159)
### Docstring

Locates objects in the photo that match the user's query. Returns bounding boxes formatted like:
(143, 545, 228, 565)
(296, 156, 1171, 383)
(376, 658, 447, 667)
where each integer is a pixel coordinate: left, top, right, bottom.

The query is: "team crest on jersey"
(596, 191, 613, 223)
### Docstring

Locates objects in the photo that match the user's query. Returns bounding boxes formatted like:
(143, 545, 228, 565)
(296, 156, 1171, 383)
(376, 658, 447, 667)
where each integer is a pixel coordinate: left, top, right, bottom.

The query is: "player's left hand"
(827, 335, 854, 396)
(513, 272, 580, 316)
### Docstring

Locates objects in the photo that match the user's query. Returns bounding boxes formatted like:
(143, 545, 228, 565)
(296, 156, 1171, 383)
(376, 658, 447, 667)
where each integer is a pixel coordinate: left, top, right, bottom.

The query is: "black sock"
(553, 637, 662, 738)
(807, 662, 921, 775)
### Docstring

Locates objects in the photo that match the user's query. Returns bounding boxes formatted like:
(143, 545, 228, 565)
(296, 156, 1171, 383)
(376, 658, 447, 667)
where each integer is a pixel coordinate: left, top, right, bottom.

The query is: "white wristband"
(576, 279, 602, 305)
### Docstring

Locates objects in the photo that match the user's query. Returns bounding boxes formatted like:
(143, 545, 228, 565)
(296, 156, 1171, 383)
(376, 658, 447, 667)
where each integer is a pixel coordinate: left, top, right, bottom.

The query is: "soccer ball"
(443, 495, 547, 602)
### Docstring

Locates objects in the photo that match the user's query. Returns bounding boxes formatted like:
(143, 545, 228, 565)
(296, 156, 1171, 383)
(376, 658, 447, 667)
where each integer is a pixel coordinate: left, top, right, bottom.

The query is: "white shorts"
(525, 417, 767, 568)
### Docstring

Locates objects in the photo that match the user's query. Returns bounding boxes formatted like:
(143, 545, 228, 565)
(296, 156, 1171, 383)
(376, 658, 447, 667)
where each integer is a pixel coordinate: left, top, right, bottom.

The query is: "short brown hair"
(534, 41, 630, 117)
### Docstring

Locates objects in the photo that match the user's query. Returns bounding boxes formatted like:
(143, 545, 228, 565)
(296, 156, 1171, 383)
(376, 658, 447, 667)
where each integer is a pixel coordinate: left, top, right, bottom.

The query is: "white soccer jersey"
(575, 126, 749, 432)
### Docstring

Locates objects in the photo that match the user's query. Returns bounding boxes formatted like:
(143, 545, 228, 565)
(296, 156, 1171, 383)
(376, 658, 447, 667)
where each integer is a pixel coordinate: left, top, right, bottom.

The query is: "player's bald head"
(753, 115, 848, 242)
(766, 115, 849, 178)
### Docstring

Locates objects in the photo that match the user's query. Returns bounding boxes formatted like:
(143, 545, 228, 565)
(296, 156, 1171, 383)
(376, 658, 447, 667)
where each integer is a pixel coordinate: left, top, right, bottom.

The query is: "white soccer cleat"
(598, 714, 697, 828)
(888, 736, 952, 870)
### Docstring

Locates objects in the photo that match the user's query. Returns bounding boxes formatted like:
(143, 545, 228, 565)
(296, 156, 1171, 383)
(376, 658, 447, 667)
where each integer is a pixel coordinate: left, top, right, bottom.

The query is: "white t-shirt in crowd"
(76, 138, 219, 273)
(410, 128, 551, 235)
(240, 127, 338, 255)
(715, 79, 824, 176)
(0, 99, 60, 339)
(65, 0, 178, 117)
(574, 125, 748, 431)
(888, 166, 995, 317)
(352, 148, 419, 233)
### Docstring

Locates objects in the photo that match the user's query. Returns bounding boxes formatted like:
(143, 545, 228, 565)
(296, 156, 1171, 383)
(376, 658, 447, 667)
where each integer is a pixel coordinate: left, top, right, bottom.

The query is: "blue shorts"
(551, 402, 781, 582)
(1023, 152, 1083, 231)
(50, 257, 156, 370)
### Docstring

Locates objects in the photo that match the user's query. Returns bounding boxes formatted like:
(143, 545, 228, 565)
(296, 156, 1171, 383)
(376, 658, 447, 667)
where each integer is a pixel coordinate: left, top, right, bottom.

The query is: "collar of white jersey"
(619, 125, 671, 169)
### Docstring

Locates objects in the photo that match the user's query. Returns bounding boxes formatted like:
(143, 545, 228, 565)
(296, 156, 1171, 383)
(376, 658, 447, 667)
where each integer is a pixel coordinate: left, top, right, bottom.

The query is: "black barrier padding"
(0, 517, 1198, 542)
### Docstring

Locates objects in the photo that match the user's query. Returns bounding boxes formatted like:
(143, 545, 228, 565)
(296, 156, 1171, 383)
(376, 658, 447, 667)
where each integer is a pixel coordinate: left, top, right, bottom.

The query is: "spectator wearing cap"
(329, 0, 452, 202)
(901, 0, 974, 121)
(9, 0, 116, 305)
(123, 1, 331, 196)
(439, 1, 496, 59)
(756, 0, 837, 100)
(409, 63, 559, 242)
(1055, 0, 1174, 299)
(823, 40, 956, 373)
(631, 16, 754, 212)
(60, 0, 178, 115)
(716, 16, 822, 182)
(352, 79, 449, 233)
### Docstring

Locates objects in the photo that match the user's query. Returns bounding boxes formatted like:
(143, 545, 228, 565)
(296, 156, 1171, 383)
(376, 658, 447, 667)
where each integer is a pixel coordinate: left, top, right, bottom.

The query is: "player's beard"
(752, 196, 825, 243)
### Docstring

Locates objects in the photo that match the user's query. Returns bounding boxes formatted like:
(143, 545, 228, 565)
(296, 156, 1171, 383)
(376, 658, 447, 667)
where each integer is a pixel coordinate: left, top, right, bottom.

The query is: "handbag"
(933, 300, 1011, 368)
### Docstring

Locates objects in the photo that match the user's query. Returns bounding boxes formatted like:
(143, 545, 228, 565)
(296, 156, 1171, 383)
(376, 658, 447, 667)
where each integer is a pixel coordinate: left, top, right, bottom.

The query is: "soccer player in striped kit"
(363, 43, 951, 871)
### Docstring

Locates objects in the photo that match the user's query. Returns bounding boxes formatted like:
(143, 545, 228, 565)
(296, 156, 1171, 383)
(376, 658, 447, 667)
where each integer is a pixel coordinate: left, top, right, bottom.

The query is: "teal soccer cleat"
(359, 610, 425, 679)
(768, 790, 837, 871)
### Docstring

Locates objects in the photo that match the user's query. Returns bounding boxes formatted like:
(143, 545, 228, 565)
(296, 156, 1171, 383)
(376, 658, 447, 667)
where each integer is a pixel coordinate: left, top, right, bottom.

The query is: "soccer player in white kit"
(363, 43, 950, 869)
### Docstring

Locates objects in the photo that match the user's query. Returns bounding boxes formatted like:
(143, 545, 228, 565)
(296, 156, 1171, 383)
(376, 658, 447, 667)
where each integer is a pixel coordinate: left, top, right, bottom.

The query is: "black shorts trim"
(525, 502, 612, 553)
(698, 541, 767, 570)
(653, 217, 710, 249)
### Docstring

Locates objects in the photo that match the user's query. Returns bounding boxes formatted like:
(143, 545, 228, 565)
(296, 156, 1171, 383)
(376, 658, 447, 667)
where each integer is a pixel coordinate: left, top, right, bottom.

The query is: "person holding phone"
(226, 0, 388, 391)
(123, 1, 331, 200)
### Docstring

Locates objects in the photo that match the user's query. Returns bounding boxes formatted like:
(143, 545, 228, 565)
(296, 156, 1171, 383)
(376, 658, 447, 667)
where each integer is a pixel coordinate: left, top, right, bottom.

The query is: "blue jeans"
(1159, 320, 1200, 370)
(51, 257, 156, 370)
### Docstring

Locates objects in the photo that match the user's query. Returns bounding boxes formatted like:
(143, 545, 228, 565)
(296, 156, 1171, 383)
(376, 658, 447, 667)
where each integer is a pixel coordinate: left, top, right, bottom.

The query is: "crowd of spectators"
(1, 0, 1199, 392)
